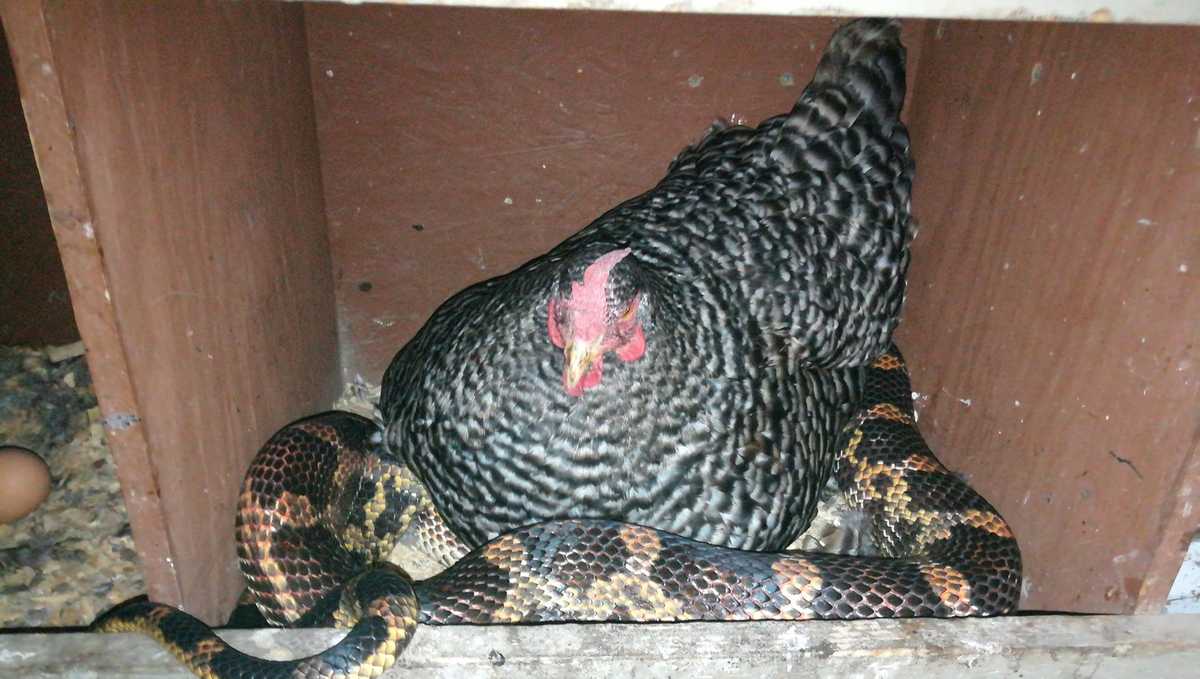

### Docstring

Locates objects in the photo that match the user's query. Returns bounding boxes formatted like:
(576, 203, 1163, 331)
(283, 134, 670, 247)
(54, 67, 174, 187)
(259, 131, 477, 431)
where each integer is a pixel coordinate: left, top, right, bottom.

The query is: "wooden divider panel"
(2, 0, 340, 623)
(898, 20, 1199, 613)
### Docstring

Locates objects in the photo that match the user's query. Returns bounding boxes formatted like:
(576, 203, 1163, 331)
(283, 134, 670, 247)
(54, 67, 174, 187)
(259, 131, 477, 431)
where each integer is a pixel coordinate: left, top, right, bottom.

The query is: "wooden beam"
(0, 0, 181, 612)
(897, 20, 1200, 614)
(2, 615, 1198, 677)
(307, 0, 1200, 26)
(0, 0, 340, 624)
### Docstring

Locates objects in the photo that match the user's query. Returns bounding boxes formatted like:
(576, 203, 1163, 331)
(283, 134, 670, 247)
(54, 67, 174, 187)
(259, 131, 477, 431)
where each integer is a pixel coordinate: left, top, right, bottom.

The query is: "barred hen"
(382, 18, 914, 552)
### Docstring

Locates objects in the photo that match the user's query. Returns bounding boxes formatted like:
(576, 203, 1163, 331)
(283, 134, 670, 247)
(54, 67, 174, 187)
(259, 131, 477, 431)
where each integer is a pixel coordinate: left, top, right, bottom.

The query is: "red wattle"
(615, 324, 646, 362)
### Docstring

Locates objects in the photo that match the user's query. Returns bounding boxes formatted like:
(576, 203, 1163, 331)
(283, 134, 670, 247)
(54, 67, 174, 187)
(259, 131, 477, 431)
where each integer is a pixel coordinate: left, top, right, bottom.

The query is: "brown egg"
(0, 446, 52, 524)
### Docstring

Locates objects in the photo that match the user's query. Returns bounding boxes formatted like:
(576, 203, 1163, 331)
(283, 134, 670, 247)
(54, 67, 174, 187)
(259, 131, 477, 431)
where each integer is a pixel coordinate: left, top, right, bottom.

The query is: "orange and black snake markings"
(94, 568, 420, 679)
(93, 600, 229, 679)
(94, 346, 1021, 678)
(836, 348, 1022, 616)
(416, 507, 1015, 625)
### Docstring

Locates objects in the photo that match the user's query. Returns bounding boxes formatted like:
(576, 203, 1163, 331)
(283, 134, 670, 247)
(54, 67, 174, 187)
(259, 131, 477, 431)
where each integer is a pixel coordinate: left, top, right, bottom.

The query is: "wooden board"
(3, 615, 1199, 677)
(896, 20, 1200, 614)
(0, 25, 77, 346)
(308, 0, 1200, 25)
(1, 0, 340, 624)
(306, 6, 927, 381)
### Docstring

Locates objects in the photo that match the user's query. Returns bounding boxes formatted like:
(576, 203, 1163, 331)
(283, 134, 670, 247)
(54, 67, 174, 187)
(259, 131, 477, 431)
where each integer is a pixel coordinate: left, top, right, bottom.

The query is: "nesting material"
(0, 346, 144, 628)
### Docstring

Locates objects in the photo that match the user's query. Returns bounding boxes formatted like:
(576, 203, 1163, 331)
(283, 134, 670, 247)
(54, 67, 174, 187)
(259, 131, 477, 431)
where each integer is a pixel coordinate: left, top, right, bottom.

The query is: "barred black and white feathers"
(382, 18, 916, 553)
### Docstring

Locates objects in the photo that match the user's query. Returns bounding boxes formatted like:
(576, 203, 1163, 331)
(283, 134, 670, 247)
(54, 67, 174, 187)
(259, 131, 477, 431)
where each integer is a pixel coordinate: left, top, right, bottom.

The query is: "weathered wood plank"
(1, 0, 342, 624)
(304, 0, 1200, 26)
(2, 615, 1198, 678)
(0, 0, 181, 612)
(896, 19, 1200, 615)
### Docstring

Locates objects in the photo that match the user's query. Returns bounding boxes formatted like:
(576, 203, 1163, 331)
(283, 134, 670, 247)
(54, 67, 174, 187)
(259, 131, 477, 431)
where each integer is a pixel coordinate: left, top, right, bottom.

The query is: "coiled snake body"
(94, 347, 1022, 677)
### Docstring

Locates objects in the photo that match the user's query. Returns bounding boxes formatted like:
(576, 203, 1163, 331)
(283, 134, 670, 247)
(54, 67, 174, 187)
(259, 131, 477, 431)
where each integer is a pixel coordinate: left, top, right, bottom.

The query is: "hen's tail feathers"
(786, 18, 906, 137)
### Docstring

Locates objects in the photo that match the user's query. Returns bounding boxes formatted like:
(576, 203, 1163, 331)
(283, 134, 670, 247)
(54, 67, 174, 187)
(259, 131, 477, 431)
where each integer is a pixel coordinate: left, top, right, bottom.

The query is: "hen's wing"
(637, 18, 915, 369)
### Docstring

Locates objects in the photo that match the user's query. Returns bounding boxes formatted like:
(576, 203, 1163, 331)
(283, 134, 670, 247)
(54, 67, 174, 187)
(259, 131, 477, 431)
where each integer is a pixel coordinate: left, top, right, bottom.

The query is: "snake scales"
(93, 346, 1022, 677)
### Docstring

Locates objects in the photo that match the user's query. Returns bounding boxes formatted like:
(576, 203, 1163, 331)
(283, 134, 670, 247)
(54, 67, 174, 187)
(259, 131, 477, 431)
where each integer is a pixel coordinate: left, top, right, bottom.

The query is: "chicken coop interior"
(1, 0, 1198, 674)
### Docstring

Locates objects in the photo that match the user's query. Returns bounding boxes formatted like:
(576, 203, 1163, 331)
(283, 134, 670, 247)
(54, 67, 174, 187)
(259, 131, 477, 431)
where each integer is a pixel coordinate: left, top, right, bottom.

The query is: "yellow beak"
(563, 337, 604, 391)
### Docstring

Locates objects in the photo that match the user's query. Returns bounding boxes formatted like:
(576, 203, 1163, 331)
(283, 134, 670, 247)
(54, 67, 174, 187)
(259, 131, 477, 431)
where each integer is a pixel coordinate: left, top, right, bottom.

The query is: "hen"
(382, 18, 914, 552)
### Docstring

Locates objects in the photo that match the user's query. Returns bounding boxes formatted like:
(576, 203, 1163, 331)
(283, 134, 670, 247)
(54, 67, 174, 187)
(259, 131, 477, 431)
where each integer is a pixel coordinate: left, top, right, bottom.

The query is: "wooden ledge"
(303, 0, 1200, 25)
(3, 614, 1198, 677)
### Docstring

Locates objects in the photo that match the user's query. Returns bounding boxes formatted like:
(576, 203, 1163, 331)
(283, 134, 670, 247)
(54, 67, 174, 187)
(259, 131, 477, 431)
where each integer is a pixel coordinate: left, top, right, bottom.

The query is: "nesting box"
(2, 0, 1197, 629)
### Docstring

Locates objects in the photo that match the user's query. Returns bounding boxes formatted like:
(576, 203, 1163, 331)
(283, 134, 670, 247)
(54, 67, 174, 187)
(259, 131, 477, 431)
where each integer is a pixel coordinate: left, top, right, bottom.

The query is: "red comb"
(565, 248, 631, 339)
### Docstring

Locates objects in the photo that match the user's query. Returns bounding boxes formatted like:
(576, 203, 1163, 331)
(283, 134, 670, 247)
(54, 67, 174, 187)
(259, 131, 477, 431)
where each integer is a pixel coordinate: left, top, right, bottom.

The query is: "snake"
(92, 345, 1022, 678)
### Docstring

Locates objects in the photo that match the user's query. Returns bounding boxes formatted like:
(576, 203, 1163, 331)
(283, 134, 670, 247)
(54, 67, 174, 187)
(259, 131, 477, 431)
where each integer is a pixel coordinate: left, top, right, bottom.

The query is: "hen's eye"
(619, 297, 640, 322)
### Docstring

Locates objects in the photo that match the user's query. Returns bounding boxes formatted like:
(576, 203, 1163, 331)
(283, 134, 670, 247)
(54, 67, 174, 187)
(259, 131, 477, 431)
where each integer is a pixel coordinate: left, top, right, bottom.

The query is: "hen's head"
(547, 248, 646, 396)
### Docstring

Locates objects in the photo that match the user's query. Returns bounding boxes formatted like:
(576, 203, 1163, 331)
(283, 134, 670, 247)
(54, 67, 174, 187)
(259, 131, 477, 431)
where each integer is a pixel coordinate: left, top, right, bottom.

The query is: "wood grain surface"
(2, 0, 341, 623)
(897, 19, 1200, 614)
(4, 615, 1200, 677)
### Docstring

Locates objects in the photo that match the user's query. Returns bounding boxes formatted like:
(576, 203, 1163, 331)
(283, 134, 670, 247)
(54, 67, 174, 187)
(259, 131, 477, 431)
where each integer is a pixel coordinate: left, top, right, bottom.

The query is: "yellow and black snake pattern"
(93, 346, 1022, 677)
